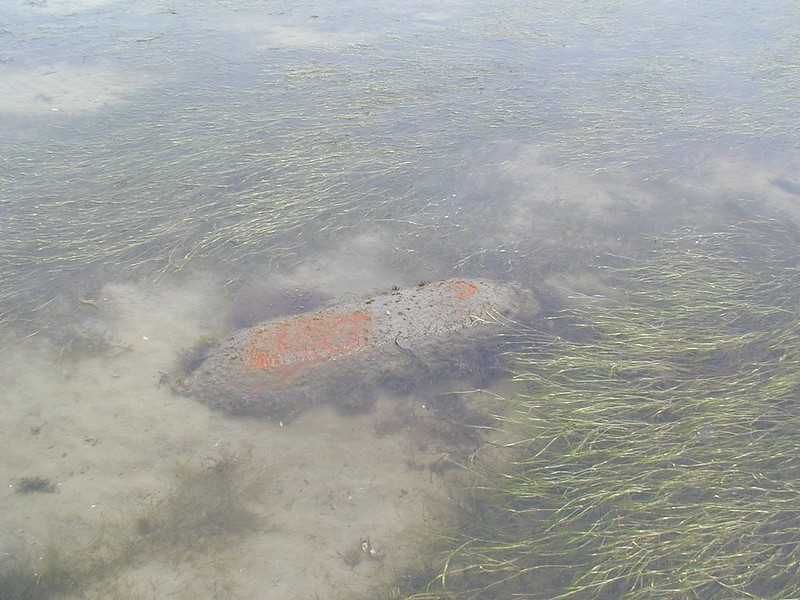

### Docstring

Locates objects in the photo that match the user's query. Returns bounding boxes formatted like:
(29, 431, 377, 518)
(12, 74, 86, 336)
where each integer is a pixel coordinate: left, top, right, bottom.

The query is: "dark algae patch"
(12, 477, 57, 494)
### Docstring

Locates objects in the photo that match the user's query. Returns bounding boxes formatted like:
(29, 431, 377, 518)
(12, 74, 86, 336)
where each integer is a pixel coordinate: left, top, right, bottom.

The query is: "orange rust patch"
(247, 310, 371, 370)
(451, 279, 480, 299)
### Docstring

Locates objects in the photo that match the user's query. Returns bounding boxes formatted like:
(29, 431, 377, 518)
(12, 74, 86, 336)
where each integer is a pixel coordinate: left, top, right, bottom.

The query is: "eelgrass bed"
(398, 218, 800, 599)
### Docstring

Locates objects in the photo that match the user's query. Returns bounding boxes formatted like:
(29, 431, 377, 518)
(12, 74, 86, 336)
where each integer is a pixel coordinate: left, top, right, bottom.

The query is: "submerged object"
(171, 279, 538, 420)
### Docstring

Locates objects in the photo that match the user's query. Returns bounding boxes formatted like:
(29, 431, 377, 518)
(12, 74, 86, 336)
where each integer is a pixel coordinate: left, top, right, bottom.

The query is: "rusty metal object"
(171, 279, 538, 420)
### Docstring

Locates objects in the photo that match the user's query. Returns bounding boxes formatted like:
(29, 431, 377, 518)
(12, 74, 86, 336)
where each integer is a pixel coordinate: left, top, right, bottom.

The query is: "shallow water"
(1, 1, 799, 598)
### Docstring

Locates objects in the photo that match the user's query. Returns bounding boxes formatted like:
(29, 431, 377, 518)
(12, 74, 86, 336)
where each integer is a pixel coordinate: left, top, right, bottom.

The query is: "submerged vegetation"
(4, 2, 799, 350)
(391, 219, 800, 599)
(131, 447, 269, 561)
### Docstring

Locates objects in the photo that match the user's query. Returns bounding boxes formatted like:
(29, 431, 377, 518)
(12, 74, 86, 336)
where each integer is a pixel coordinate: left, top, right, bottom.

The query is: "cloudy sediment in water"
(1, 1, 799, 598)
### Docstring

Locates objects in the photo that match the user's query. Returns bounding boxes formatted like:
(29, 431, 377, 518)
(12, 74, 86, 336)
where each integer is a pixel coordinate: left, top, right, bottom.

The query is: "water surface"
(1, 1, 799, 597)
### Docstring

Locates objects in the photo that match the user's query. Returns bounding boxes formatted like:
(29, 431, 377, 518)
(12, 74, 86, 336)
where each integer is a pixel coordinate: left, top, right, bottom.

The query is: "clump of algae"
(385, 218, 800, 599)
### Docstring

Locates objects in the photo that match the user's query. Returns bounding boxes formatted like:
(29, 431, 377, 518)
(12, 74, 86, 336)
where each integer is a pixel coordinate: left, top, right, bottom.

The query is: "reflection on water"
(1, 0, 799, 598)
